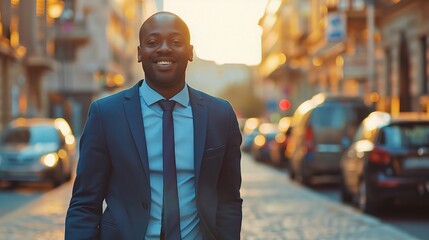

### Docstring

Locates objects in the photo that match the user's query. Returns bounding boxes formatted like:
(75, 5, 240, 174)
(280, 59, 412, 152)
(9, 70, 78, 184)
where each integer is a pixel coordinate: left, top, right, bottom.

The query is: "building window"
(352, 0, 365, 10)
(421, 36, 428, 94)
(385, 47, 392, 97)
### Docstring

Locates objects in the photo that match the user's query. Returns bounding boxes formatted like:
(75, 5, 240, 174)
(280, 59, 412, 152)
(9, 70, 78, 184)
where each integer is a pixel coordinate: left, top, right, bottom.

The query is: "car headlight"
(40, 153, 59, 168)
(275, 133, 286, 144)
(254, 134, 266, 147)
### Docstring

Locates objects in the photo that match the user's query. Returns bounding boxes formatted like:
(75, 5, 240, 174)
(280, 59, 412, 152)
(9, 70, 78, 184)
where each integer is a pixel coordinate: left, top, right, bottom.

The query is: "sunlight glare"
(164, 0, 268, 65)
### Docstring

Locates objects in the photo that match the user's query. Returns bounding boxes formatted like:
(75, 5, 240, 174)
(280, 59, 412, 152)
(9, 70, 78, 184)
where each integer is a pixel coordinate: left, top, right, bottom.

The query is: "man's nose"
(158, 41, 172, 52)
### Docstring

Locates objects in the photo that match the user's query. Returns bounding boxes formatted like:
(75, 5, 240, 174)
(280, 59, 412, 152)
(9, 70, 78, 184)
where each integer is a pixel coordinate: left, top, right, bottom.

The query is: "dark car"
(340, 111, 429, 214)
(268, 117, 293, 167)
(0, 118, 77, 187)
(286, 93, 372, 185)
(241, 117, 262, 153)
(250, 122, 279, 163)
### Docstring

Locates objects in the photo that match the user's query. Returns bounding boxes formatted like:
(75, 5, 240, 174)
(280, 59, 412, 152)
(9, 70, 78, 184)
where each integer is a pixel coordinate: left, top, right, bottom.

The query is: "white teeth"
(157, 61, 172, 65)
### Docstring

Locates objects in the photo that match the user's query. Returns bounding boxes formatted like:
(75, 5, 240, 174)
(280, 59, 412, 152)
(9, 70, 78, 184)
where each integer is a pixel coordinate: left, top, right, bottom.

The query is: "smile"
(157, 61, 173, 65)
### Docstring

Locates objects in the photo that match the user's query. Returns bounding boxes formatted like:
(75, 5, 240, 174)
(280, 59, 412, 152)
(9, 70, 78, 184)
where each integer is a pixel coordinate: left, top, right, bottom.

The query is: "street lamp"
(48, 0, 64, 19)
(48, 0, 67, 119)
(367, 0, 376, 104)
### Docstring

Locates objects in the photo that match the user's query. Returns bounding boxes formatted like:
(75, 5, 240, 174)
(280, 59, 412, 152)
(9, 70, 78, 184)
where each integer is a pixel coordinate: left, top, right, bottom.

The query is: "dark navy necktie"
(158, 99, 181, 240)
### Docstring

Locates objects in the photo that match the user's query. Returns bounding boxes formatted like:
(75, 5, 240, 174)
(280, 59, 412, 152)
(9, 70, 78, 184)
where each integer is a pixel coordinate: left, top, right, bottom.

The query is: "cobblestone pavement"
(0, 153, 419, 240)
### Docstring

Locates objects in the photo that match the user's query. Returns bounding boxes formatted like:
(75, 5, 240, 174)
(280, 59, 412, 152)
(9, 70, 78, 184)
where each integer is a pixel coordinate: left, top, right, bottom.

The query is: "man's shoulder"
(188, 87, 237, 122)
(94, 82, 139, 106)
(189, 87, 229, 106)
(95, 90, 126, 104)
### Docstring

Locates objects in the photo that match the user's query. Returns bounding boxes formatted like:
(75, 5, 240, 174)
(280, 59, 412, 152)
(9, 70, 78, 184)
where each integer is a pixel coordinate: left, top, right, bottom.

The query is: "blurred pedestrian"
(65, 11, 242, 240)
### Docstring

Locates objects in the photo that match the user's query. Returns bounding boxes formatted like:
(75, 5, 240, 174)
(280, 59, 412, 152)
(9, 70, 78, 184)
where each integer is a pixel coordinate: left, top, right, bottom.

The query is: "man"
(65, 11, 242, 240)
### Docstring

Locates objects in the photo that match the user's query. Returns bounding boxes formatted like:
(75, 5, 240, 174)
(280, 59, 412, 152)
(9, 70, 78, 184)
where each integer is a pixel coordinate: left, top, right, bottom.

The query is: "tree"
(218, 81, 265, 118)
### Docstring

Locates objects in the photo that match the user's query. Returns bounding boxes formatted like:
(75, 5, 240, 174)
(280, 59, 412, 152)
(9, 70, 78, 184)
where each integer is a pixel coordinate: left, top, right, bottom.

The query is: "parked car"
(340, 111, 429, 214)
(286, 93, 372, 185)
(251, 122, 279, 163)
(268, 117, 293, 167)
(0, 118, 77, 187)
(241, 117, 262, 153)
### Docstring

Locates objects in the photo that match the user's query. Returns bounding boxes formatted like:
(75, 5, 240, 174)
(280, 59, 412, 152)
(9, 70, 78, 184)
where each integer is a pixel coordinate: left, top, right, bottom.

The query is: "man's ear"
(188, 45, 194, 62)
(137, 46, 142, 62)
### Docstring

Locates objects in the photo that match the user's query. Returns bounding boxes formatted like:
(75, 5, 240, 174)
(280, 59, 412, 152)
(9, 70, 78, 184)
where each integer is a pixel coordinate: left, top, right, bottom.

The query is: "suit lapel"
(124, 80, 150, 181)
(189, 87, 208, 183)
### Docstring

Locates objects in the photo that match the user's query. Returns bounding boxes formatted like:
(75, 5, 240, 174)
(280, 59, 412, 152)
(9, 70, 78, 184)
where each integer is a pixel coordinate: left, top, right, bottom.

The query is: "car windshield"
(379, 123, 429, 148)
(1, 125, 59, 145)
(310, 103, 370, 129)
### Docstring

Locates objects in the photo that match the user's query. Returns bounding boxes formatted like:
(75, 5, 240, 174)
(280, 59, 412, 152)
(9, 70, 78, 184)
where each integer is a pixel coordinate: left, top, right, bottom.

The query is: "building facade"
(0, 0, 159, 133)
(44, 0, 159, 135)
(0, 0, 59, 130)
(375, 0, 429, 113)
(259, 0, 429, 115)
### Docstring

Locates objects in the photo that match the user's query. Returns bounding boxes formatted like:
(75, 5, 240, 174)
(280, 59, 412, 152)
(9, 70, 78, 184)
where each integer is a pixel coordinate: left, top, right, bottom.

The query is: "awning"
(310, 42, 345, 59)
(268, 63, 302, 82)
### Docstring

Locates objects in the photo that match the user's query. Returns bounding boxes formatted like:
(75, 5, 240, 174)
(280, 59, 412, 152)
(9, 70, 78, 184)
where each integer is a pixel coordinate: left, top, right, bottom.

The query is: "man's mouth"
(156, 60, 173, 65)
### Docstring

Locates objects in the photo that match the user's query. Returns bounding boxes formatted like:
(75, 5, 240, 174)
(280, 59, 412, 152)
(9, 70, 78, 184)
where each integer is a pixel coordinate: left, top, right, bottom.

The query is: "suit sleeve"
(65, 102, 111, 240)
(216, 104, 243, 240)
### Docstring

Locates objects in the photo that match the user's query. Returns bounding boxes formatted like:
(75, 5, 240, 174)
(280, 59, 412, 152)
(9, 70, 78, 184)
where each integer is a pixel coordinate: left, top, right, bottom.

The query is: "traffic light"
(279, 99, 291, 111)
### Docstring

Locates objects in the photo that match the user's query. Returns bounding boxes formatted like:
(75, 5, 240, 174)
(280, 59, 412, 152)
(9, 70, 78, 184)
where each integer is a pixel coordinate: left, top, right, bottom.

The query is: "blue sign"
(326, 13, 346, 42)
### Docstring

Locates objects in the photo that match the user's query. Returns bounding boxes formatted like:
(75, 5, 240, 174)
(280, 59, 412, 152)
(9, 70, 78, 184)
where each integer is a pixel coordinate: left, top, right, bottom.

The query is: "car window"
(353, 125, 365, 142)
(348, 105, 372, 124)
(310, 105, 347, 129)
(2, 125, 59, 145)
(30, 126, 60, 144)
(379, 126, 403, 147)
(2, 127, 30, 144)
(310, 103, 370, 129)
(380, 123, 429, 148)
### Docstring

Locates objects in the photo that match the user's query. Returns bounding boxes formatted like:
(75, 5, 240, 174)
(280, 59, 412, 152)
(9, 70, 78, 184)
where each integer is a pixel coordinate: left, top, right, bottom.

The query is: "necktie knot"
(158, 99, 176, 112)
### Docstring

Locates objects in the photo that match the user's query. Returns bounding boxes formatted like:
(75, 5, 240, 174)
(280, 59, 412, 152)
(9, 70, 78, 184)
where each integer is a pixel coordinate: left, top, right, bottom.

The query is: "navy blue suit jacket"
(65, 80, 242, 240)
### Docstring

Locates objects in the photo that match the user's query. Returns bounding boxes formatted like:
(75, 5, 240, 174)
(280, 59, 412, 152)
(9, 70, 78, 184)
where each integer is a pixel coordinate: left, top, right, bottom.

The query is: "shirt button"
(142, 202, 149, 209)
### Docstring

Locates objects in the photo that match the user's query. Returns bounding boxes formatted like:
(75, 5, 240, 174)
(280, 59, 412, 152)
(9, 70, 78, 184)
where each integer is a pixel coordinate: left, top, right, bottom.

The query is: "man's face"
(138, 14, 193, 90)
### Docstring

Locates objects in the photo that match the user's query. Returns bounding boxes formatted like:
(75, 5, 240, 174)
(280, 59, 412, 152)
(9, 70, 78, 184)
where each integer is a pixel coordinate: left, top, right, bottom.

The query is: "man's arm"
(65, 102, 111, 240)
(216, 105, 243, 239)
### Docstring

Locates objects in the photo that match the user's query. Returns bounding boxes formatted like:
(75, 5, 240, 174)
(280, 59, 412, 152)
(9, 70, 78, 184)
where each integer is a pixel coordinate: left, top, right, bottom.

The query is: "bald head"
(139, 11, 191, 45)
(136, 11, 194, 99)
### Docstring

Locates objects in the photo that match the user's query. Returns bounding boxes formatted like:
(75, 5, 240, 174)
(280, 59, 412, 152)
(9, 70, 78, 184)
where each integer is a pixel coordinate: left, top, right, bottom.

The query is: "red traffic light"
(279, 99, 291, 111)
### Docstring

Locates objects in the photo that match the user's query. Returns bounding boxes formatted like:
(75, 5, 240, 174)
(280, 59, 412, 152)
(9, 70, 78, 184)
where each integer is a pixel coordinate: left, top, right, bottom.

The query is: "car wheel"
(340, 177, 353, 204)
(357, 180, 379, 214)
(7, 181, 20, 189)
(52, 161, 65, 187)
(295, 170, 311, 186)
(64, 159, 73, 182)
(288, 168, 295, 180)
(65, 171, 72, 181)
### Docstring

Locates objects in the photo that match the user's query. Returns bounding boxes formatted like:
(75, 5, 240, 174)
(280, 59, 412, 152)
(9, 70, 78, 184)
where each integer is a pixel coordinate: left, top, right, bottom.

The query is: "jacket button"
(142, 203, 148, 209)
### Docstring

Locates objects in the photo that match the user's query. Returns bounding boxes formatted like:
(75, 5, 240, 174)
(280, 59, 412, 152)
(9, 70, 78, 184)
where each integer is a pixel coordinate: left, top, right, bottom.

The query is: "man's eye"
(146, 40, 159, 47)
(172, 39, 184, 46)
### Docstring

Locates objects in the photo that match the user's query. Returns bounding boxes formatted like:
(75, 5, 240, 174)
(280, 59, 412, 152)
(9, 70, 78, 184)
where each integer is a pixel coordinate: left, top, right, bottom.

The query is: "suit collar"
(139, 80, 190, 108)
(189, 87, 208, 183)
(124, 80, 150, 181)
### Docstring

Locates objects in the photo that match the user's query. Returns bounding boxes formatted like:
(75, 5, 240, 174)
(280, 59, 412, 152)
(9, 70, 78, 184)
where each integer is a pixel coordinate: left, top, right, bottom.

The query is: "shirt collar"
(140, 80, 190, 108)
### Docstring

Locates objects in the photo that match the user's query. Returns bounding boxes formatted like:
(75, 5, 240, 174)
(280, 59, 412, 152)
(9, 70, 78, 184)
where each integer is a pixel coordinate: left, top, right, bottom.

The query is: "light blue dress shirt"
(140, 81, 202, 240)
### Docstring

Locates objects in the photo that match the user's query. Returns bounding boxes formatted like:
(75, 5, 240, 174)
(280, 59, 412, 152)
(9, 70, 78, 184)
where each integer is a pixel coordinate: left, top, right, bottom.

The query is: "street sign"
(326, 12, 346, 42)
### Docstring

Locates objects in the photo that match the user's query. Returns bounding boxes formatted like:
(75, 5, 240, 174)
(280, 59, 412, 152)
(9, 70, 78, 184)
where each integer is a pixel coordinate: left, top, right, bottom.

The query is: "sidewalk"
(0, 153, 419, 240)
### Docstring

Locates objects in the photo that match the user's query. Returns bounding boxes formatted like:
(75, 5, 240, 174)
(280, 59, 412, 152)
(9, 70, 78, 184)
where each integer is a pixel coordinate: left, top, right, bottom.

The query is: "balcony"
(52, 20, 90, 61)
(0, 37, 12, 57)
(23, 53, 55, 73)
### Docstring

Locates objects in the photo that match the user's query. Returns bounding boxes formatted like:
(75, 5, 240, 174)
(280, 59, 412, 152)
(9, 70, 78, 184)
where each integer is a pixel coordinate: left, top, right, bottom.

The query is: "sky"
(163, 0, 269, 66)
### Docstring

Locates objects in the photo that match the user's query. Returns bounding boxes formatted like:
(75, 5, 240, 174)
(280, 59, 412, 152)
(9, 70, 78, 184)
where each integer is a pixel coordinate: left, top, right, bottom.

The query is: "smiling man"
(65, 12, 243, 240)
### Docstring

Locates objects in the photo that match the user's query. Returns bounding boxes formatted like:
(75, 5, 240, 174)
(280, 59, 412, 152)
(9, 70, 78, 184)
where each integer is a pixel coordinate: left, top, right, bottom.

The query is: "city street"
(0, 152, 420, 240)
(310, 177, 429, 240)
(1, 1, 429, 239)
